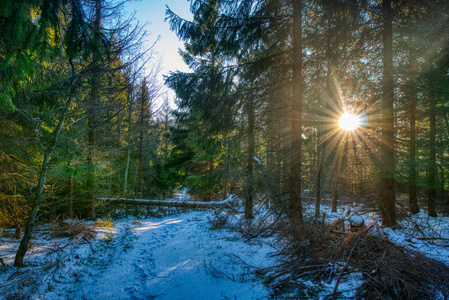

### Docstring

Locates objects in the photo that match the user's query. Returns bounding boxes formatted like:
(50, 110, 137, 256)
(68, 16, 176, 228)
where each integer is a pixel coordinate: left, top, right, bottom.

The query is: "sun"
(338, 112, 360, 131)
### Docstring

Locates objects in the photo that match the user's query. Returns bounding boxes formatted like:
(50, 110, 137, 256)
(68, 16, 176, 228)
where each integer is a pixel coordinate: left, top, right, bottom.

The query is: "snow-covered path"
(69, 211, 273, 300)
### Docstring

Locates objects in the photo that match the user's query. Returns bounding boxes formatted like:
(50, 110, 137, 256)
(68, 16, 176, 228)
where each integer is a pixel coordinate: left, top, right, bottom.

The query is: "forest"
(1, 0, 449, 299)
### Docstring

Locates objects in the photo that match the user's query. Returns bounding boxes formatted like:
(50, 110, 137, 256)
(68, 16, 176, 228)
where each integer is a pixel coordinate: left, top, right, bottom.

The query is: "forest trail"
(67, 211, 272, 300)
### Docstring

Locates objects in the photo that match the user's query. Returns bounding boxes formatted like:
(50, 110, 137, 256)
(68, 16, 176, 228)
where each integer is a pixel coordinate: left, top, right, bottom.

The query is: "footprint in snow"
(124, 287, 145, 300)
(131, 262, 144, 273)
(147, 258, 156, 271)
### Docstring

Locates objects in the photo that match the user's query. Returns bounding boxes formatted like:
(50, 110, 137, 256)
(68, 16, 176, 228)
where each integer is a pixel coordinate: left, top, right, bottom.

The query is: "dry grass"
(96, 219, 114, 229)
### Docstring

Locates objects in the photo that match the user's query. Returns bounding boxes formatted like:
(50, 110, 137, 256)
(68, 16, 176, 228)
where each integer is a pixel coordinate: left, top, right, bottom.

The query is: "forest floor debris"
(260, 204, 449, 299)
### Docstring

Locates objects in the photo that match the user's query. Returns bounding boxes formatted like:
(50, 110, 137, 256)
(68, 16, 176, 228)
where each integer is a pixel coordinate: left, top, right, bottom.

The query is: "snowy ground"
(1, 199, 449, 299)
(0, 210, 274, 300)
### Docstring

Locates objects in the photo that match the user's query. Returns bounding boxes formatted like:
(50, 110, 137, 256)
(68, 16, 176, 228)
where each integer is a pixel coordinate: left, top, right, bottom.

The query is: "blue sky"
(125, 0, 192, 80)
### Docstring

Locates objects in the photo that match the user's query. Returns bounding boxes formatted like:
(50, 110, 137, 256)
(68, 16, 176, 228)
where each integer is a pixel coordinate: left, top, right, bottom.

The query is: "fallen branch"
(416, 237, 449, 241)
(0, 279, 27, 289)
(331, 227, 368, 299)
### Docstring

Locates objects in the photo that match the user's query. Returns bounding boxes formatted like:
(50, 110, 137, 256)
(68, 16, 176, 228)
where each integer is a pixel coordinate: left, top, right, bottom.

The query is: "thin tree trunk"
(245, 94, 255, 220)
(331, 176, 338, 212)
(317, 21, 334, 218)
(164, 99, 169, 153)
(380, 0, 396, 227)
(69, 170, 74, 219)
(409, 83, 419, 214)
(324, 20, 336, 213)
(138, 87, 145, 196)
(438, 123, 445, 200)
(331, 134, 347, 212)
(315, 128, 323, 219)
(289, 0, 303, 221)
(138, 141, 143, 196)
(428, 96, 437, 217)
(87, 0, 101, 220)
(208, 158, 214, 201)
(223, 134, 229, 197)
(124, 145, 131, 194)
(439, 148, 445, 200)
(87, 117, 96, 220)
(87, 101, 97, 220)
(14, 200, 39, 267)
(124, 83, 133, 194)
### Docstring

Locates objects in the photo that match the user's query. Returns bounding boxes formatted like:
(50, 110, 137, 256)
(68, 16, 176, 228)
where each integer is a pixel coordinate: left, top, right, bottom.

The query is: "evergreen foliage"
(165, 0, 449, 222)
(1, 0, 449, 269)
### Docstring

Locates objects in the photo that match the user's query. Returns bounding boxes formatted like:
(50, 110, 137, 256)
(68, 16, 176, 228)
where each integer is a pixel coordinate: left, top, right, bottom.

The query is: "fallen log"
(97, 195, 238, 208)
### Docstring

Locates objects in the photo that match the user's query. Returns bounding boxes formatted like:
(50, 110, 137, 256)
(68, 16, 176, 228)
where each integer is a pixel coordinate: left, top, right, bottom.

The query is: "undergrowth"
(260, 220, 449, 299)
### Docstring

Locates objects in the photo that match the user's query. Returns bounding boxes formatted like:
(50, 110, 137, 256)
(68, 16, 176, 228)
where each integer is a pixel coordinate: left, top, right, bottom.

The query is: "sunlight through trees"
(1, 0, 449, 273)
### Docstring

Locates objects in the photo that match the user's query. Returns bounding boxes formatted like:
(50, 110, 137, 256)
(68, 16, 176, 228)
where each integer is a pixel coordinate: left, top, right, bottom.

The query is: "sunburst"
(338, 112, 361, 131)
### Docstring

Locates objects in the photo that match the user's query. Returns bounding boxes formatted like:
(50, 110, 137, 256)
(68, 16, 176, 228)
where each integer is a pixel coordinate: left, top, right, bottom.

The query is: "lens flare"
(338, 112, 360, 131)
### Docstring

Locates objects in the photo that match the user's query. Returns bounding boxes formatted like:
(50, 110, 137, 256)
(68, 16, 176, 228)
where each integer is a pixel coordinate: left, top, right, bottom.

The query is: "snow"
(0, 210, 274, 300)
(348, 215, 364, 227)
(1, 198, 449, 299)
(383, 211, 449, 264)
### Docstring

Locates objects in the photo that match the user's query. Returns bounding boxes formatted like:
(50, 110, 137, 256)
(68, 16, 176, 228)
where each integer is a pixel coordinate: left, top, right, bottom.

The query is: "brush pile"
(261, 221, 449, 299)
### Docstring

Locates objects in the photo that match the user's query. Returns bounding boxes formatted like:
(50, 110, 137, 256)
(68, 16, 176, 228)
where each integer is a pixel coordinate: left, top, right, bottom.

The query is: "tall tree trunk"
(124, 145, 131, 194)
(289, 0, 303, 221)
(245, 94, 255, 220)
(408, 83, 419, 214)
(138, 88, 145, 196)
(124, 109, 132, 194)
(324, 19, 338, 213)
(331, 134, 347, 212)
(87, 117, 96, 220)
(331, 174, 338, 212)
(124, 82, 133, 194)
(315, 128, 324, 219)
(69, 169, 74, 219)
(439, 145, 445, 200)
(14, 95, 74, 267)
(380, 0, 397, 227)
(438, 124, 445, 200)
(137, 77, 152, 197)
(164, 99, 169, 153)
(317, 22, 334, 218)
(208, 158, 214, 201)
(224, 134, 229, 197)
(87, 0, 101, 220)
(428, 96, 437, 217)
